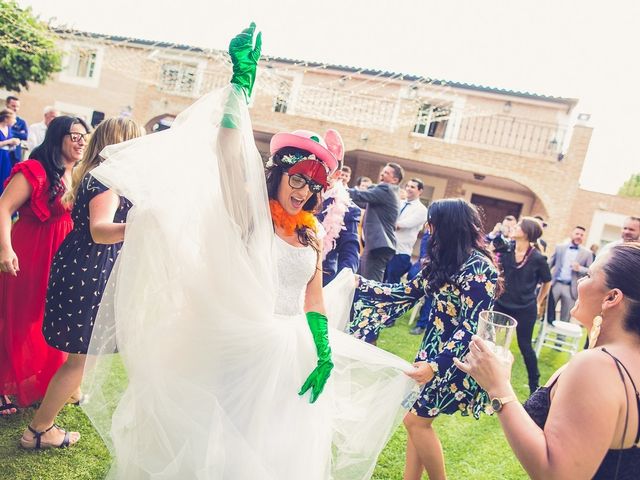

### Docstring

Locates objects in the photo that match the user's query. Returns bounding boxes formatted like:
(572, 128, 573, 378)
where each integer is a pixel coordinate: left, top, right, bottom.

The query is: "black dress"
(43, 174, 131, 354)
(494, 241, 552, 393)
(523, 348, 640, 479)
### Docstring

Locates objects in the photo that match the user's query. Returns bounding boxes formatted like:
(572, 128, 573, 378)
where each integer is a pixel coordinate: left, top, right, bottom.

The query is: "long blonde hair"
(63, 117, 144, 205)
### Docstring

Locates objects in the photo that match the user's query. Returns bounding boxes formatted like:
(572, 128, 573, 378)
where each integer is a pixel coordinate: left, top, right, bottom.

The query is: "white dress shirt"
(395, 199, 428, 255)
(26, 121, 47, 152)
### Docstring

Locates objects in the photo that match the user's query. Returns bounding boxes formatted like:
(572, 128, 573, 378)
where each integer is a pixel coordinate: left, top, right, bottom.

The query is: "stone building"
(6, 30, 638, 249)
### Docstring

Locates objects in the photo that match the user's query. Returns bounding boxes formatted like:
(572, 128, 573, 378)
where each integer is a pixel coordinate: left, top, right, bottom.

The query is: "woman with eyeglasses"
(81, 24, 416, 479)
(0, 116, 89, 416)
(18, 117, 143, 449)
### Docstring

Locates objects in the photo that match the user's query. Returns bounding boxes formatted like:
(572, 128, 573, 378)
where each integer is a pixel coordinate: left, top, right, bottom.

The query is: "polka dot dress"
(43, 174, 131, 354)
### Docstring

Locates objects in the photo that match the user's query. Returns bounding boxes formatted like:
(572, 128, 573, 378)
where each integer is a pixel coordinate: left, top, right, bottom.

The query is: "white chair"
(534, 298, 584, 357)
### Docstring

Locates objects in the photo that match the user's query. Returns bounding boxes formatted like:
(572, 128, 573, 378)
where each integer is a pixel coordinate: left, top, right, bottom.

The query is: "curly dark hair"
(423, 198, 501, 296)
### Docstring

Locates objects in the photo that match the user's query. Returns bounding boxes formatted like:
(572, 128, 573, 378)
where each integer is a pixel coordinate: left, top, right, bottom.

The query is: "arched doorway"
(144, 114, 176, 133)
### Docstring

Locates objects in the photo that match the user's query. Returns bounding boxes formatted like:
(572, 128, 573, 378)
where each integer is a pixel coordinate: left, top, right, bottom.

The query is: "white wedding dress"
(81, 86, 416, 479)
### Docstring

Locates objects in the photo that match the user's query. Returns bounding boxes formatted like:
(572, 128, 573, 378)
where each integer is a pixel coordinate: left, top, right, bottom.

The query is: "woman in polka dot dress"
(19, 117, 143, 450)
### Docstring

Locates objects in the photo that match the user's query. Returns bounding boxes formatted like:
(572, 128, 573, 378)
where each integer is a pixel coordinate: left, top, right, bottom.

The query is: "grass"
(0, 314, 575, 479)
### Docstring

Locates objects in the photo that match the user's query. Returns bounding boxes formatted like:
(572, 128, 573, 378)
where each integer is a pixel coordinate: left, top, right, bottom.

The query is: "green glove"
(229, 22, 262, 102)
(299, 312, 334, 403)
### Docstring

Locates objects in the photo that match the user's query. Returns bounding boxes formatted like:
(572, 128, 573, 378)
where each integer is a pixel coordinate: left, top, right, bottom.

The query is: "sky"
(16, 0, 640, 194)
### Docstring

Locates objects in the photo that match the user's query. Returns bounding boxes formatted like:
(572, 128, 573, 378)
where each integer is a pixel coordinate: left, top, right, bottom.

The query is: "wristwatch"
(490, 395, 517, 412)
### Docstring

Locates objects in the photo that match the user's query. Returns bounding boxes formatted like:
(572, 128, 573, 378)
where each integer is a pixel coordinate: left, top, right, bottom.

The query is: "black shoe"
(409, 327, 425, 335)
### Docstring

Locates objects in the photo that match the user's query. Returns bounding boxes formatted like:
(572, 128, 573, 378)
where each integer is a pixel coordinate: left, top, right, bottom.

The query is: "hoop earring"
(588, 314, 603, 349)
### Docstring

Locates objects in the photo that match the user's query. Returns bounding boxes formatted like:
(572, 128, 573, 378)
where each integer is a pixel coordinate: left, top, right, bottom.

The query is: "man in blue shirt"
(6, 96, 28, 165)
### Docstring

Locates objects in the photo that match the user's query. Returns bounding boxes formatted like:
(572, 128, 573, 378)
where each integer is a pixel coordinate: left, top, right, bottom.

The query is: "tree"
(0, 1, 62, 92)
(618, 173, 640, 197)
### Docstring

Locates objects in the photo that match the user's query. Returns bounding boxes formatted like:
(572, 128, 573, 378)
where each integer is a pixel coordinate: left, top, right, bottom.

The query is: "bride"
(82, 24, 417, 479)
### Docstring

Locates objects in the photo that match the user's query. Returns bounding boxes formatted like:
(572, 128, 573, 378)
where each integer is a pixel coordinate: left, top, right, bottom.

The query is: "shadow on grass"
(0, 315, 577, 480)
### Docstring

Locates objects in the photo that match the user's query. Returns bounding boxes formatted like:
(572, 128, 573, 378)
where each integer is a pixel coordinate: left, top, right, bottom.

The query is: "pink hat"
(269, 129, 344, 174)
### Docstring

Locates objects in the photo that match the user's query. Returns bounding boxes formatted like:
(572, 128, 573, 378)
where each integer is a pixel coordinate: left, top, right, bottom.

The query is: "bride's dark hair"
(265, 146, 321, 260)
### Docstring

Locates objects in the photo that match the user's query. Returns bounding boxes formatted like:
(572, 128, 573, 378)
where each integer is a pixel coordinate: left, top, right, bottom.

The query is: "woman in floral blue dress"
(351, 198, 500, 480)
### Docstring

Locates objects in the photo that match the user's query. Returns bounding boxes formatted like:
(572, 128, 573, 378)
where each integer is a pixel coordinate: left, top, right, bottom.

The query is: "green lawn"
(0, 315, 574, 479)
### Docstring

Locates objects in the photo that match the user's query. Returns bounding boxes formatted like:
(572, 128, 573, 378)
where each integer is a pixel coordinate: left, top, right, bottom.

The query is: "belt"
(556, 279, 572, 285)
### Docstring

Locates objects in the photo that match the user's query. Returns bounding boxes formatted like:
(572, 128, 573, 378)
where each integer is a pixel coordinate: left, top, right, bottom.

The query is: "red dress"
(0, 160, 73, 406)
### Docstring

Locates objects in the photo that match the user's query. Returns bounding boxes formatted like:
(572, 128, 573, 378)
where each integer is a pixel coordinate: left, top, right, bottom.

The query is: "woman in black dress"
(493, 217, 551, 394)
(457, 243, 640, 480)
(19, 117, 143, 449)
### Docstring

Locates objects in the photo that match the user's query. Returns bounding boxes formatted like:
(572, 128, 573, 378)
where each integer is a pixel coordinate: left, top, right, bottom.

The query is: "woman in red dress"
(0, 116, 89, 414)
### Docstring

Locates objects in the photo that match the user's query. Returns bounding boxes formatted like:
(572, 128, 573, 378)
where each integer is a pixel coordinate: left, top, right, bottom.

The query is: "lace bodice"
(274, 235, 317, 316)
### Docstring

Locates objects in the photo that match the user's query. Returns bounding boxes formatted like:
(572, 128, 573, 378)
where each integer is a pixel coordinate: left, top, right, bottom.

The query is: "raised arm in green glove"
(222, 22, 262, 129)
(299, 311, 334, 403)
(229, 21, 262, 102)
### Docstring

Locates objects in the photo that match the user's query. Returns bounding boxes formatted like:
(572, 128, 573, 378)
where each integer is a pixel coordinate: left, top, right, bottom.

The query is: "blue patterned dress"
(43, 174, 131, 354)
(350, 250, 498, 418)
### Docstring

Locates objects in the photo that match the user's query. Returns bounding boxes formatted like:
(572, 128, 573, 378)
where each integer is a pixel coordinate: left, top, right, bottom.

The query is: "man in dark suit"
(317, 166, 362, 285)
(548, 225, 593, 323)
(349, 162, 403, 281)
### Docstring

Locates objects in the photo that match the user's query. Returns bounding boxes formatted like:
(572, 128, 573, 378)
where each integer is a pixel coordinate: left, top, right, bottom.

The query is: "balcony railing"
(456, 114, 567, 156)
(154, 64, 569, 158)
(282, 85, 568, 157)
(293, 86, 398, 131)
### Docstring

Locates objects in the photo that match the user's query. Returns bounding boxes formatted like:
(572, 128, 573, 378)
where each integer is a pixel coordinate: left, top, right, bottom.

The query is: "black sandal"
(0, 395, 18, 416)
(20, 424, 76, 450)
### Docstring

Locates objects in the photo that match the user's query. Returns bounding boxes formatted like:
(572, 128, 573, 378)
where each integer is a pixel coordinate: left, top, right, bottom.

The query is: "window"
(159, 62, 198, 95)
(59, 44, 104, 87)
(273, 79, 292, 113)
(413, 103, 450, 138)
(68, 48, 97, 79)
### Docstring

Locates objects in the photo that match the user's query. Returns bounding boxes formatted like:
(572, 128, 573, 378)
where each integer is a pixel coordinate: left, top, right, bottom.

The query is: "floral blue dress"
(350, 250, 498, 418)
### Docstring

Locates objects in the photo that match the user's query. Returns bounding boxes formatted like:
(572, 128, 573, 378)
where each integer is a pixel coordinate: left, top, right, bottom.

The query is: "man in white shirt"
(597, 216, 640, 258)
(384, 178, 429, 283)
(26, 106, 58, 153)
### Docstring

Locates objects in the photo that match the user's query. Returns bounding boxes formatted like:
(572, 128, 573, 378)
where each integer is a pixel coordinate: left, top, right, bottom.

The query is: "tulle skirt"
(87, 266, 416, 480)
(80, 86, 417, 479)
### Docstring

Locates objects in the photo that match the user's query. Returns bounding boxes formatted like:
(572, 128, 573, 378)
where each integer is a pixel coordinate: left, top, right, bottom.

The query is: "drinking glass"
(476, 310, 518, 360)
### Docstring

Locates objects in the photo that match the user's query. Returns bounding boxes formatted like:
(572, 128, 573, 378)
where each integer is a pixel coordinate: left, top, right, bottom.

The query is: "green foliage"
(0, 314, 576, 479)
(618, 173, 640, 197)
(0, 0, 62, 92)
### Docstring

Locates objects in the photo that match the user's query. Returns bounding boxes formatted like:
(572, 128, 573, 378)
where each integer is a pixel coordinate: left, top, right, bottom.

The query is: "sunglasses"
(65, 132, 89, 143)
(286, 173, 324, 193)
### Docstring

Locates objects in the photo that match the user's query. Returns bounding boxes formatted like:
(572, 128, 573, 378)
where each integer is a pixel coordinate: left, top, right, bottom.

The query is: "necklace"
(269, 199, 317, 236)
(514, 245, 534, 269)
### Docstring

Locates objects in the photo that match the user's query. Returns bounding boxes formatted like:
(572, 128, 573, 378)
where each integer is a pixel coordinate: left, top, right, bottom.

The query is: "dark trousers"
(546, 290, 556, 324)
(359, 247, 395, 282)
(384, 253, 411, 283)
(494, 302, 539, 392)
(416, 297, 433, 329)
(322, 240, 360, 286)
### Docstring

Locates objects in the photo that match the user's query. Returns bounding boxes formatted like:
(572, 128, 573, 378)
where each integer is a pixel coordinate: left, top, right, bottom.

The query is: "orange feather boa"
(269, 199, 318, 236)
